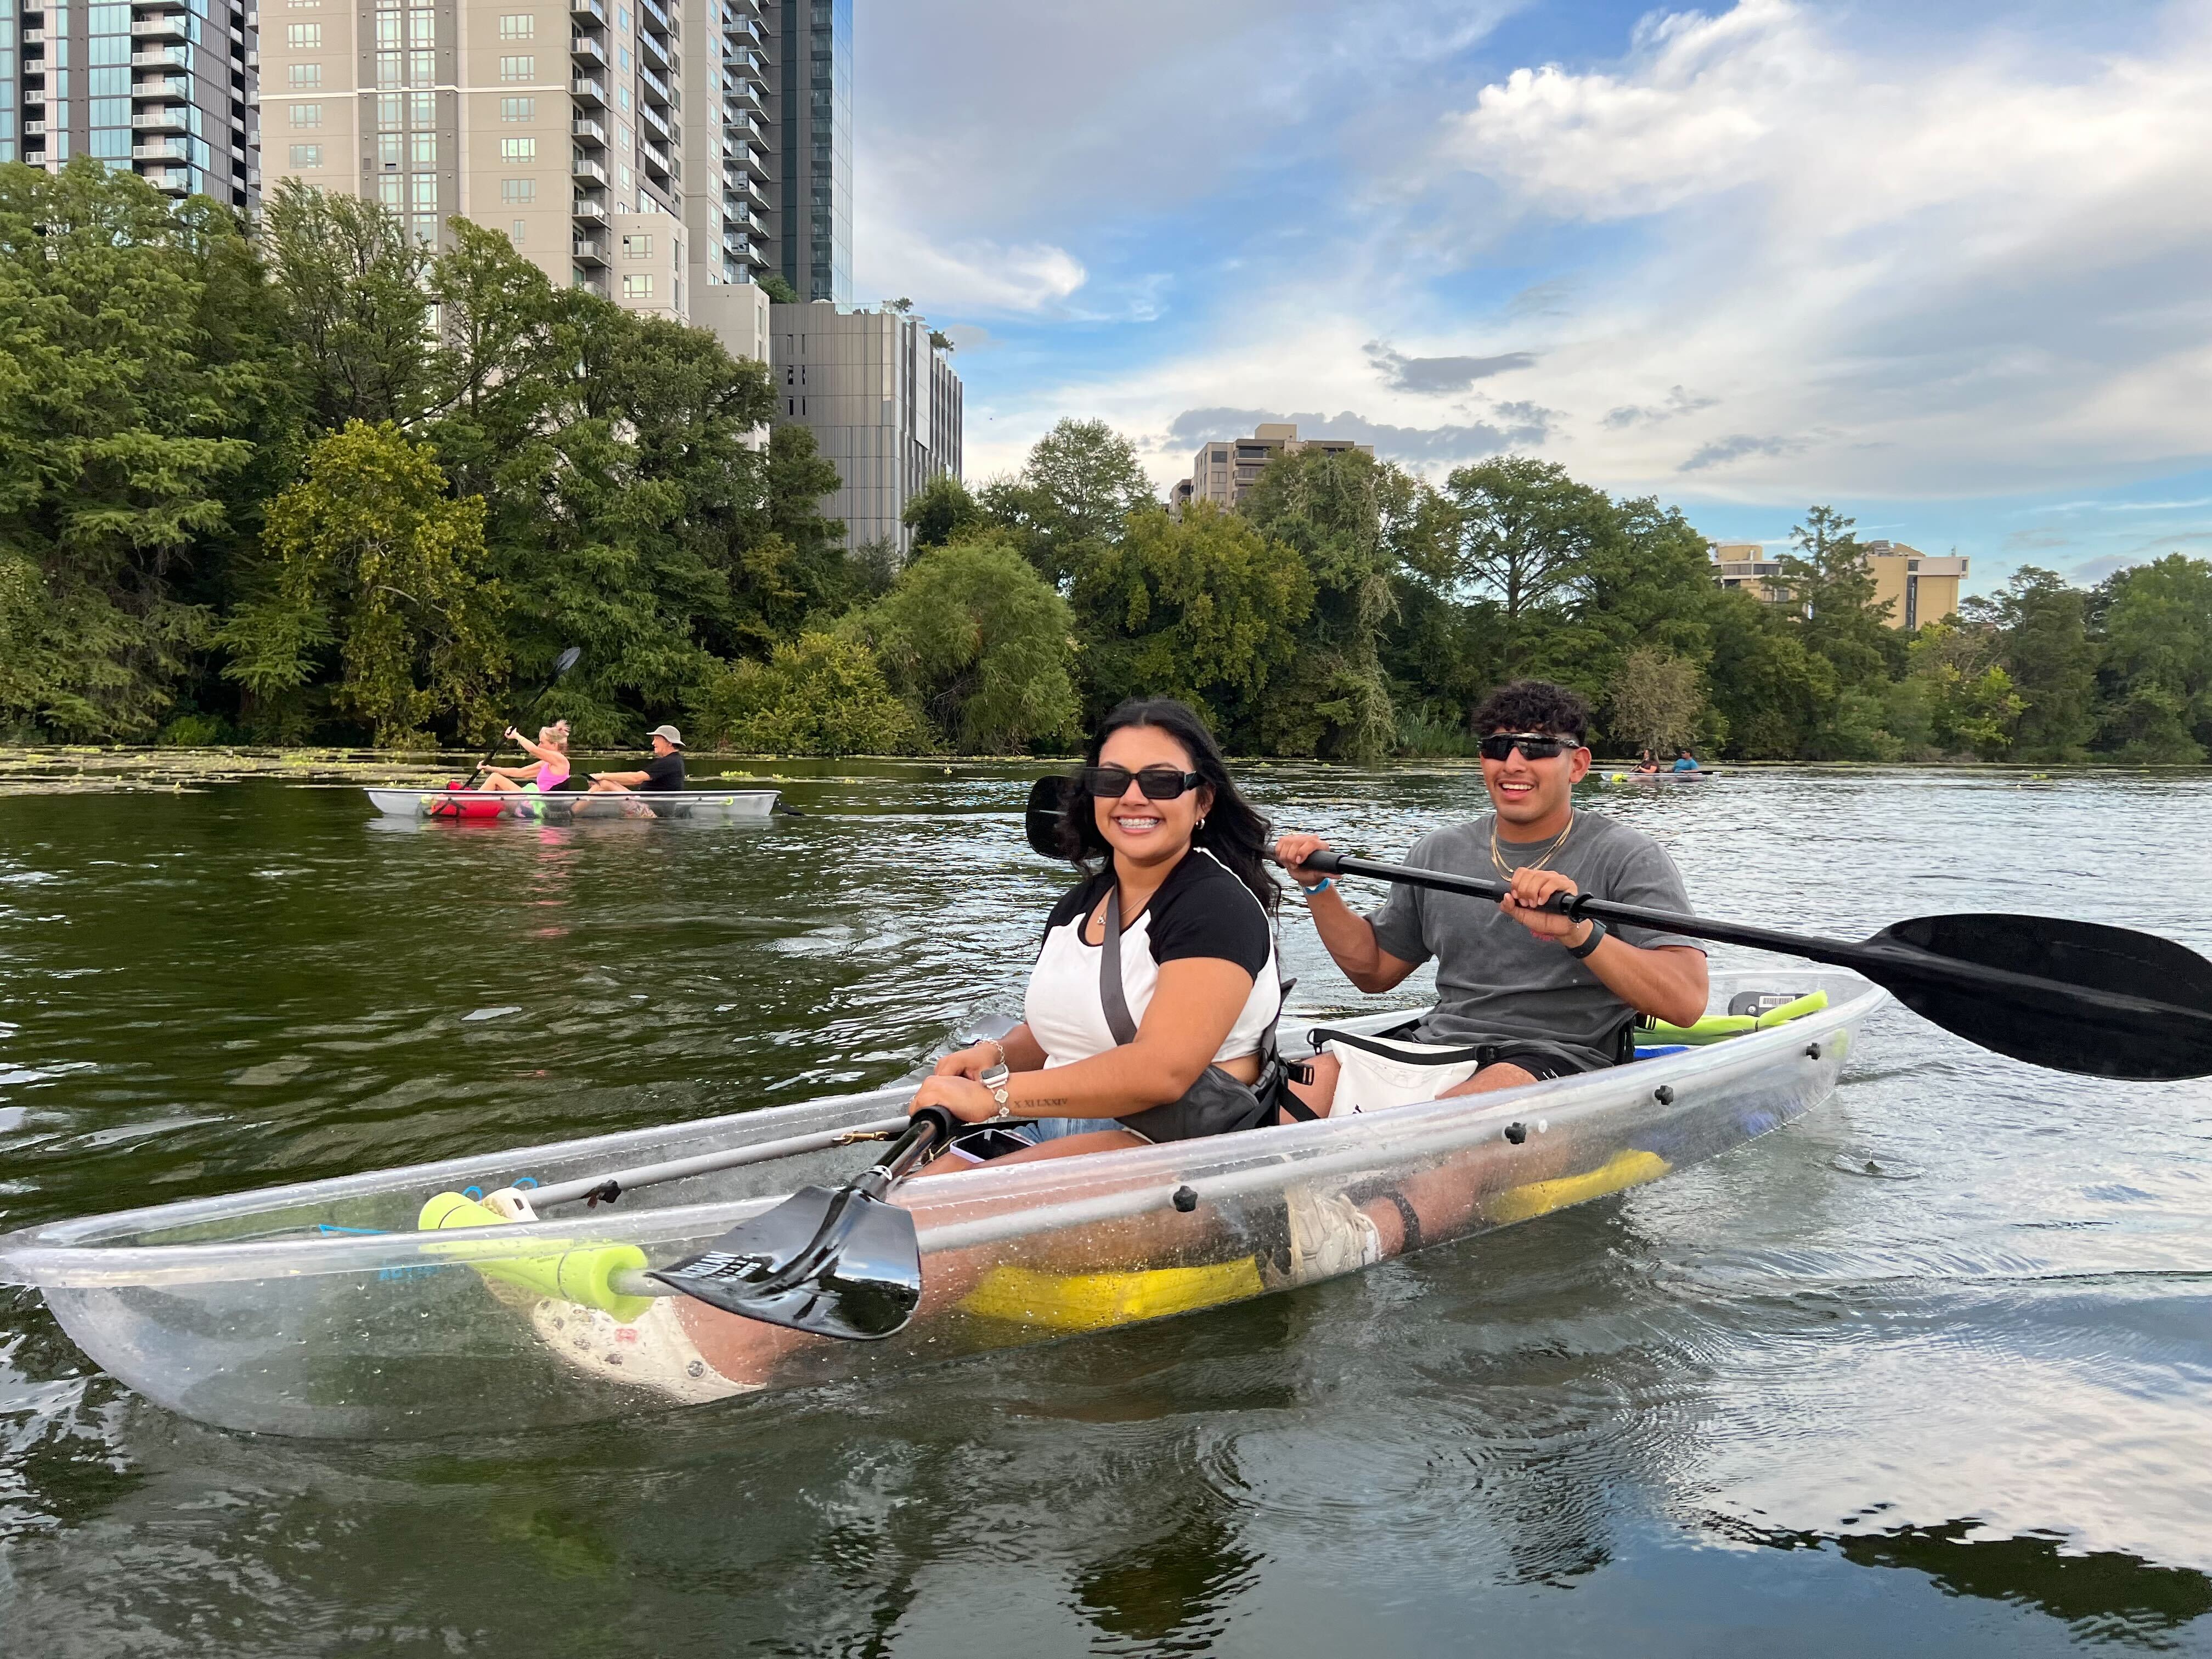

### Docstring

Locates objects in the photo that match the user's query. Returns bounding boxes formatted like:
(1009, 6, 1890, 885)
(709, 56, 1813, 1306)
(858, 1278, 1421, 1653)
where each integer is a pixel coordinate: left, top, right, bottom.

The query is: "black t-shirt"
(639, 752, 685, 791)
(1041, 850, 1272, 977)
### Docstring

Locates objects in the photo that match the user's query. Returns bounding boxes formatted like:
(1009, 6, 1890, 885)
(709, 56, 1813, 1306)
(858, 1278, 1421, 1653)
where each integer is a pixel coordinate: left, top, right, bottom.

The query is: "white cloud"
(859, 224, 1087, 317)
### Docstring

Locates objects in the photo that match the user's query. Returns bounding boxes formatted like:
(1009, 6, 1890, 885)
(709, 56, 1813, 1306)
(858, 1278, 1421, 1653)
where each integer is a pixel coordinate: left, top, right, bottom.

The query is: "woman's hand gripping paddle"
(647, 1106, 962, 1341)
(458, 646, 583, 787)
(1027, 775, 2212, 1081)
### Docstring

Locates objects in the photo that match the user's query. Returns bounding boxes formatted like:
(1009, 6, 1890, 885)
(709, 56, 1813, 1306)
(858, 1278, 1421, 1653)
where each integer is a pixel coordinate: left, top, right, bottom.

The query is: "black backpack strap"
(1098, 884, 1139, 1046)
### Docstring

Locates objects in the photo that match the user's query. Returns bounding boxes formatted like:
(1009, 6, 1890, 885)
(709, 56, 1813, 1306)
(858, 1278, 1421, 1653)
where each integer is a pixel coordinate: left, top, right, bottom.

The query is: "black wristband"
(1565, 917, 1608, 960)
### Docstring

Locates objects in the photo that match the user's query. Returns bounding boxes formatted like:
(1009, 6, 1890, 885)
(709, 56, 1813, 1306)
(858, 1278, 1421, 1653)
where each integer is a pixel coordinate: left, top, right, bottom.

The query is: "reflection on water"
(2, 763, 2210, 1654)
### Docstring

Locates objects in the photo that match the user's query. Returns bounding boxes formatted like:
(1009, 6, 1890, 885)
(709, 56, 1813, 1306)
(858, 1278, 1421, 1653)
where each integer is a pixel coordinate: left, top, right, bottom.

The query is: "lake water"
(2, 761, 2209, 1656)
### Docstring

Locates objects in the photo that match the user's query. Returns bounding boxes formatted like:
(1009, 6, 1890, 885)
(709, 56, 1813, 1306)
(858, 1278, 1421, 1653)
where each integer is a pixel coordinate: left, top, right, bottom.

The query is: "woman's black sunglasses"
(1080, 765, 1205, 801)
(1478, 732, 1581, 762)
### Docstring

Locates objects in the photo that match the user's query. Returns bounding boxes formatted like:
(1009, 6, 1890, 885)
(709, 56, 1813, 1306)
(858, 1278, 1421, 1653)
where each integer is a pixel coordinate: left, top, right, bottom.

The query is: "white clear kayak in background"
(0, 969, 1882, 1439)
(364, 786, 781, 820)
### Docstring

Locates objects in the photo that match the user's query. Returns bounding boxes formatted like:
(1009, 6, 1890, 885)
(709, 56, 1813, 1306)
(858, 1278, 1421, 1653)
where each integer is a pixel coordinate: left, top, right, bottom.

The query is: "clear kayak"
(0, 969, 1882, 1439)
(1602, 770, 1716, 785)
(364, 786, 781, 820)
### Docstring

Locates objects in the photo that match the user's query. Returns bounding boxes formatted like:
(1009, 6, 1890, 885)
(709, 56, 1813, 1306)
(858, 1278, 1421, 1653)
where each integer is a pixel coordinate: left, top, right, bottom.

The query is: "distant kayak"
(1602, 769, 1716, 785)
(365, 786, 780, 820)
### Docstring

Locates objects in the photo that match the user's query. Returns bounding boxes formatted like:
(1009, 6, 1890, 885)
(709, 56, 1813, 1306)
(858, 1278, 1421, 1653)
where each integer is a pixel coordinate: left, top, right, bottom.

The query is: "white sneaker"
(531, 1296, 755, 1405)
(1267, 1186, 1383, 1290)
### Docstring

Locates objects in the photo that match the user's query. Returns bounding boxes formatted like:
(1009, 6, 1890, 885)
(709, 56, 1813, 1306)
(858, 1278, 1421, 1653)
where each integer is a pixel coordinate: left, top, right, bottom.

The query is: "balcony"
(637, 0, 669, 36)
(573, 235, 607, 264)
(571, 74, 606, 104)
(722, 14, 759, 42)
(134, 74, 192, 98)
(571, 155, 607, 184)
(21, 26, 44, 44)
(131, 14, 188, 39)
(23, 120, 47, 138)
(146, 168, 192, 195)
(722, 77, 764, 114)
(570, 115, 606, 145)
(132, 45, 188, 66)
(639, 101, 669, 141)
(569, 31, 606, 66)
(132, 140, 188, 161)
(569, 0, 604, 20)
(572, 196, 608, 223)
(641, 139, 672, 177)
(638, 63, 671, 106)
(733, 140, 767, 180)
(133, 106, 190, 131)
(639, 28, 669, 71)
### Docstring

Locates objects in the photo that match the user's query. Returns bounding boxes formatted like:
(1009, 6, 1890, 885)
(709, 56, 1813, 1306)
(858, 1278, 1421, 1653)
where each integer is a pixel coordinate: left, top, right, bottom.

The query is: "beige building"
(1175, 422, 1374, 510)
(255, 0, 774, 362)
(1860, 540, 1967, 630)
(1709, 538, 1970, 629)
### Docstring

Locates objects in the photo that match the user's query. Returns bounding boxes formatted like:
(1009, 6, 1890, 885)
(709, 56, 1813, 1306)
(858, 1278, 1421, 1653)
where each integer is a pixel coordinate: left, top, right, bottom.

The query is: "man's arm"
(1276, 833, 1422, 995)
(594, 769, 650, 786)
(1499, 868, 1708, 1028)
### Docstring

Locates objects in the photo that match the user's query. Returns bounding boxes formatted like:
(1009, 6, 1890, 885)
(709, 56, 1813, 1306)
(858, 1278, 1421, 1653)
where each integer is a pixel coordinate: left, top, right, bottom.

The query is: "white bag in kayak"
(1310, 1028, 1489, 1115)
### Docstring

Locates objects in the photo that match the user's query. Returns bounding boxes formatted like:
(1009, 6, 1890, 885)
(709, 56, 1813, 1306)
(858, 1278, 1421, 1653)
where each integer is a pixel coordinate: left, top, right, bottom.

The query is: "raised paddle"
(647, 1105, 966, 1340)
(1023, 775, 2212, 1082)
(461, 645, 583, 785)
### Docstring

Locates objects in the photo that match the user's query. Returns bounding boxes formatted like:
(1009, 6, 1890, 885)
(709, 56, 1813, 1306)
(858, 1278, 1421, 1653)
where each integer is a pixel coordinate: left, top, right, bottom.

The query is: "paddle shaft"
(1299, 849, 2209, 1031)
(465, 651, 579, 781)
(523, 1114, 911, 1210)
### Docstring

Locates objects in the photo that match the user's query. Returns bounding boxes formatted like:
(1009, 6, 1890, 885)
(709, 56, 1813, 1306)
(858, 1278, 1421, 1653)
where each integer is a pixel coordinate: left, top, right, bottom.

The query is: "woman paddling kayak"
(475, 721, 572, 794)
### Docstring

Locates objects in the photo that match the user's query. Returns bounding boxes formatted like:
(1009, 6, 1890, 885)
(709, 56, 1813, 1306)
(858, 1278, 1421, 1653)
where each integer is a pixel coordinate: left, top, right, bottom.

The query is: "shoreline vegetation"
(6, 163, 2210, 768)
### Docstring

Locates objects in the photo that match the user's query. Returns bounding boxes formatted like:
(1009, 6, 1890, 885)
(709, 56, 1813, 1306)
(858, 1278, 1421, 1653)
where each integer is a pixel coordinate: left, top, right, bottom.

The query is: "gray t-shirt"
(1366, 812, 1705, 1070)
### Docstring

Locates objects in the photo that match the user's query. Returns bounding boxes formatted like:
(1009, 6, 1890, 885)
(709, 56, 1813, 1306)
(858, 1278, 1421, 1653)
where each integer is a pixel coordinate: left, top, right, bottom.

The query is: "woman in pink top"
(477, 721, 571, 793)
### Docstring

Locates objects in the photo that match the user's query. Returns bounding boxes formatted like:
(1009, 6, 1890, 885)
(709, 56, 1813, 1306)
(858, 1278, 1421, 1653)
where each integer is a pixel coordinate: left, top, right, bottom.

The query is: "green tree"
(758, 273, 800, 305)
(258, 178, 433, 432)
(691, 631, 925, 755)
(1965, 567, 2098, 760)
(1706, 591, 1833, 758)
(1904, 620, 2022, 758)
(848, 538, 1078, 752)
(1779, 505, 1895, 690)
(1608, 649, 1707, 754)
(220, 420, 504, 746)
(980, 418, 1156, 587)
(1442, 456, 1622, 669)
(1070, 502, 1314, 730)
(902, 472, 984, 551)
(2095, 554, 2212, 762)
(0, 160, 280, 739)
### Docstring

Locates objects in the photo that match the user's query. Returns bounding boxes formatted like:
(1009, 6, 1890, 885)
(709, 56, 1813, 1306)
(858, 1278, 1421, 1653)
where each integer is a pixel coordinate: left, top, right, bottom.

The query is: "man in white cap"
(586, 725, 687, 794)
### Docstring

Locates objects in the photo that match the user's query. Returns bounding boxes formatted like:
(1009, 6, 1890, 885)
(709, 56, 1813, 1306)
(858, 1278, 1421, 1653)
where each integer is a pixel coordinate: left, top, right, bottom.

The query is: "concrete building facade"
(3, 0, 258, 207)
(1175, 421, 1374, 510)
(1709, 541, 1790, 603)
(770, 300, 960, 556)
(1861, 540, 1967, 630)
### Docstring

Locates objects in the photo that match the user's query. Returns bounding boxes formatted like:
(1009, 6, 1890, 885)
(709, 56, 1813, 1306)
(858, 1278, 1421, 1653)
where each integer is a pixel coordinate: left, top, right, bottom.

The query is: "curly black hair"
(1470, 679, 1592, 742)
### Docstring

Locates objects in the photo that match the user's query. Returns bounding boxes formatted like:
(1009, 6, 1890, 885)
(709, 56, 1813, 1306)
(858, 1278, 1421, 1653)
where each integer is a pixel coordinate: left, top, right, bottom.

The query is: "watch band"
(979, 1062, 1012, 1118)
(1565, 916, 1607, 960)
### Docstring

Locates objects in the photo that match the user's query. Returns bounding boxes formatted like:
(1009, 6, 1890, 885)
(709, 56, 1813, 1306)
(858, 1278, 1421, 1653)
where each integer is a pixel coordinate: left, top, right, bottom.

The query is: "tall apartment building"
(1861, 540, 1967, 630)
(771, 300, 960, 555)
(764, 0, 842, 301)
(1173, 421, 1374, 510)
(1709, 541, 1789, 603)
(2, 0, 258, 206)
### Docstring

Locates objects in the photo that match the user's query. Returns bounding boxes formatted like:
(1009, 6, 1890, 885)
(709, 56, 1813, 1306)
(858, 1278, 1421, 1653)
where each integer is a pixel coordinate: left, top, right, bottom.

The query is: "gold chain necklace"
(1492, 811, 1576, 881)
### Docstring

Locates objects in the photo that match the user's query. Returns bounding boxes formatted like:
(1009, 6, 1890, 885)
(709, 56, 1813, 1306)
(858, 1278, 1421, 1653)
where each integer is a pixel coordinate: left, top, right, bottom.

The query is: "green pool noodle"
(1642, 989, 1829, 1046)
(418, 1192, 652, 1322)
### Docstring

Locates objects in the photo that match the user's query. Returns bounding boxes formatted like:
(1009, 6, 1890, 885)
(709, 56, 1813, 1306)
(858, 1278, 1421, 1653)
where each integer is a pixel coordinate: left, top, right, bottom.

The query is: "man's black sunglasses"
(1080, 764, 1205, 800)
(1478, 731, 1582, 762)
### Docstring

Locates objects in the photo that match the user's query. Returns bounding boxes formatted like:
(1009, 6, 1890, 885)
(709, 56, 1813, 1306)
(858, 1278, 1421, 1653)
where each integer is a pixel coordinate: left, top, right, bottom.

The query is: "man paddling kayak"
(586, 724, 686, 794)
(1271, 679, 1708, 1278)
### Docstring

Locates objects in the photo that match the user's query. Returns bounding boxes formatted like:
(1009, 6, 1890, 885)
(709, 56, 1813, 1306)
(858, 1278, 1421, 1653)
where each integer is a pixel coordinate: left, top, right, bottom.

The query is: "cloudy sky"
(851, 0, 2212, 594)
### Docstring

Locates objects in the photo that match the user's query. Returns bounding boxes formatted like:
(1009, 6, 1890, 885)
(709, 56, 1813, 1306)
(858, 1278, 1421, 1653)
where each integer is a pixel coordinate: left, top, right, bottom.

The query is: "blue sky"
(852, 0, 2212, 596)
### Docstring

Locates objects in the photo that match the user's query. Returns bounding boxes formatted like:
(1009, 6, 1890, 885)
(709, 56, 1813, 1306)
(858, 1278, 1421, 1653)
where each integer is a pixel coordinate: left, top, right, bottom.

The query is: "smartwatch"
(979, 1062, 1013, 1118)
(1565, 917, 1608, 960)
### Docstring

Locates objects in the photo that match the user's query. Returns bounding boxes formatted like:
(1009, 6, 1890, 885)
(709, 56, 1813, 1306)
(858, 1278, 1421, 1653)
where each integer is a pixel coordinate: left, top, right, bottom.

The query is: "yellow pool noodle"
(961, 1256, 1266, 1333)
(418, 1192, 652, 1323)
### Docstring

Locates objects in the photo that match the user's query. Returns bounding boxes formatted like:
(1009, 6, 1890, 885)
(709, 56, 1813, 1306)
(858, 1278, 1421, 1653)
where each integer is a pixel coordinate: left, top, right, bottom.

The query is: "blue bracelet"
(1304, 877, 1334, 898)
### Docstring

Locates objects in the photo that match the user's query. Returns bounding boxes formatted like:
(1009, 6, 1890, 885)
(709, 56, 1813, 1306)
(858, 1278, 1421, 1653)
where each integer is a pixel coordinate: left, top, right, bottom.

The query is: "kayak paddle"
(648, 1105, 964, 1340)
(460, 645, 582, 785)
(1023, 776, 2212, 1082)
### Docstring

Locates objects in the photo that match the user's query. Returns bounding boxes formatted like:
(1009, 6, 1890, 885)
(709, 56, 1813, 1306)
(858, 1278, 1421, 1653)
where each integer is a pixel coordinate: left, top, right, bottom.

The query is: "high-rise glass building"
(767, 0, 842, 302)
(1, 0, 258, 207)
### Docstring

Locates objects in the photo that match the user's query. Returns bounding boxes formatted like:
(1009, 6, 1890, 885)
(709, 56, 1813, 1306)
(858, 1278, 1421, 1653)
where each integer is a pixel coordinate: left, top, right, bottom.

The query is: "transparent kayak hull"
(364, 787, 780, 820)
(0, 970, 1883, 1438)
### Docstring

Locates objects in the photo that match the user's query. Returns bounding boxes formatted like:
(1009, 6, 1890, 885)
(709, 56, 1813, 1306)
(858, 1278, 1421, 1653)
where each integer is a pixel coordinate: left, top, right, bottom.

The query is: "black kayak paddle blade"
(1026, 774, 1075, 860)
(1856, 913, 2212, 1082)
(648, 1183, 923, 1341)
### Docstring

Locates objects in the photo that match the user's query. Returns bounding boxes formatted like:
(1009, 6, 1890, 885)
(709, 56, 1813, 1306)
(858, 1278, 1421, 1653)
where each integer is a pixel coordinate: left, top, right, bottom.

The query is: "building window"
(411, 173, 437, 206)
(500, 177, 533, 201)
(376, 174, 403, 204)
(379, 132, 402, 166)
(500, 96, 534, 120)
(410, 92, 437, 126)
(622, 232, 651, 256)
(287, 143, 322, 165)
(408, 49, 435, 82)
(285, 22, 321, 47)
(377, 94, 403, 128)
(290, 103, 323, 127)
(376, 14, 400, 45)
(410, 131, 435, 164)
(512, 219, 527, 245)
(498, 55, 533, 80)
(376, 51, 402, 87)
(499, 137, 535, 162)
(408, 11, 434, 46)
(622, 273, 652, 298)
(287, 63, 321, 87)
(497, 13, 534, 38)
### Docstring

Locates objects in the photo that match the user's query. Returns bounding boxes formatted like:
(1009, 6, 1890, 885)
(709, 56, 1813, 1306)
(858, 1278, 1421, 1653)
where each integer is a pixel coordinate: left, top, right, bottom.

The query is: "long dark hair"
(1055, 697, 1278, 914)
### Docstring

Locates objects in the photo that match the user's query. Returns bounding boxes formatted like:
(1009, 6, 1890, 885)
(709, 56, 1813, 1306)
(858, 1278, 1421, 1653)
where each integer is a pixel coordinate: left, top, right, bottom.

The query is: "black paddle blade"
(648, 1184, 922, 1340)
(1862, 913, 2212, 1081)
(1025, 774, 1074, 859)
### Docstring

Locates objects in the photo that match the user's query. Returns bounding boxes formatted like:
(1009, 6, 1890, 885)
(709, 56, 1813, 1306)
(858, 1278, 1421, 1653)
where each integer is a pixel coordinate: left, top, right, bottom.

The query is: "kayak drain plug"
(1504, 1122, 1527, 1145)
(1172, 1186, 1198, 1212)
